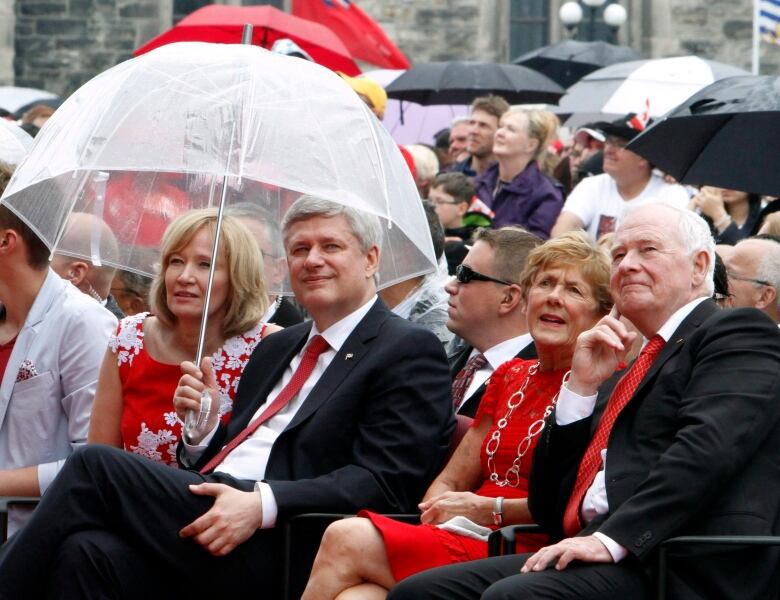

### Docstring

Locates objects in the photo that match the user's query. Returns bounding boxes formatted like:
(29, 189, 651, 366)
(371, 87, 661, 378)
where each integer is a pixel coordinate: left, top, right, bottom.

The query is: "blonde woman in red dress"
(88, 209, 280, 466)
(302, 231, 613, 600)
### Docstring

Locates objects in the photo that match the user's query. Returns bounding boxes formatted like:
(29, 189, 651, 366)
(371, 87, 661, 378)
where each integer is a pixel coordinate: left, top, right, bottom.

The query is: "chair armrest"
(488, 524, 545, 556)
(0, 496, 39, 543)
(656, 535, 780, 600)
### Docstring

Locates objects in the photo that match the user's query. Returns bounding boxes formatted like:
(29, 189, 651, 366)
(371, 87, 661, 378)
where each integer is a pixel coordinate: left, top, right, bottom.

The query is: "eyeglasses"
(727, 271, 772, 287)
(604, 136, 629, 149)
(431, 198, 461, 206)
(455, 264, 514, 286)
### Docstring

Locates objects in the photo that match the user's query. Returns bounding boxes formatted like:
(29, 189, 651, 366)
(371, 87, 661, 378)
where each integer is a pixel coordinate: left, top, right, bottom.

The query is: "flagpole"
(753, 0, 761, 75)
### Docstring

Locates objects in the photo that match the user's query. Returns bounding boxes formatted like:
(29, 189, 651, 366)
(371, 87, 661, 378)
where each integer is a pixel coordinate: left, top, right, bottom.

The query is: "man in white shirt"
(0, 205, 116, 534)
(551, 113, 689, 241)
(389, 204, 780, 600)
(445, 227, 541, 417)
(0, 197, 454, 599)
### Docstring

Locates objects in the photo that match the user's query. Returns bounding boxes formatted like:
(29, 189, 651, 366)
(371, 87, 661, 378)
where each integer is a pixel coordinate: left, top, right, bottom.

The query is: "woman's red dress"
(362, 358, 566, 581)
(108, 312, 265, 466)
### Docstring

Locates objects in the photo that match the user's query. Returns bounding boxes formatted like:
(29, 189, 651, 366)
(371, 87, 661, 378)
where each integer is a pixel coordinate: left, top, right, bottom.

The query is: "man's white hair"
(620, 203, 715, 295)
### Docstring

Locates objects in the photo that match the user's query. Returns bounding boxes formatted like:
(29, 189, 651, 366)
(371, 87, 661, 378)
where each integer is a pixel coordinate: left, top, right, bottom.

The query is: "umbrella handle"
(183, 390, 214, 436)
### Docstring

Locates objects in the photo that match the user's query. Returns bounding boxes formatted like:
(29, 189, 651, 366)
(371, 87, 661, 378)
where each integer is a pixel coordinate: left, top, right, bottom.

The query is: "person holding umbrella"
(473, 108, 564, 238)
(0, 196, 454, 599)
(88, 208, 279, 465)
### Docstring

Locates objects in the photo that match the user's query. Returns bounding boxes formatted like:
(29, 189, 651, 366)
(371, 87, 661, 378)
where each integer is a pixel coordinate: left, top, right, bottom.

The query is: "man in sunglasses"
(724, 234, 780, 325)
(446, 227, 541, 417)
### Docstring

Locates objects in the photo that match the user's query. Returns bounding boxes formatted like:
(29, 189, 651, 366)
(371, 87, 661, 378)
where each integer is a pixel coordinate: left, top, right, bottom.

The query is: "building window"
(509, 0, 550, 59)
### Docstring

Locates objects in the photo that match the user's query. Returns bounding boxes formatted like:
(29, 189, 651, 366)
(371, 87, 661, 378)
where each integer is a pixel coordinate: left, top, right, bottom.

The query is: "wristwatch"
(492, 496, 504, 527)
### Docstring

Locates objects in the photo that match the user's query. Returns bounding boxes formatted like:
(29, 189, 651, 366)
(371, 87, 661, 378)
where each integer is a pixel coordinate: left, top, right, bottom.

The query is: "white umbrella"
(1, 42, 435, 293)
(558, 56, 748, 126)
(0, 119, 34, 165)
(0, 86, 58, 114)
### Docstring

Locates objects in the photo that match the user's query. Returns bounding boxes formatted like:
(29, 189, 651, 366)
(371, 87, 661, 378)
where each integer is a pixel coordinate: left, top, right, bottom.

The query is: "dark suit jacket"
(268, 297, 304, 327)
(529, 301, 780, 600)
(450, 340, 537, 418)
(186, 299, 454, 520)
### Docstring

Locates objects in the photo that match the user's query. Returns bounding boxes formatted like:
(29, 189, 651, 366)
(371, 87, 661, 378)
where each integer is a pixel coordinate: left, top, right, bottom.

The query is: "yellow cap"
(338, 72, 388, 117)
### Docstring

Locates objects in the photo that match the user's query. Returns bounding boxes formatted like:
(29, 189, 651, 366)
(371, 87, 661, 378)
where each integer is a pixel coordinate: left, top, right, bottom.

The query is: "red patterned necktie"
(200, 335, 330, 474)
(562, 334, 666, 537)
(451, 353, 488, 411)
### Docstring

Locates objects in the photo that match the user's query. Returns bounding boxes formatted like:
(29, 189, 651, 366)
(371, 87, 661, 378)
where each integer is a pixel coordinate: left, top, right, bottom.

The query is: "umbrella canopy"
(0, 119, 34, 165)
(362, 69, 469, 145)
(627, 75, 780, 196)
(514, 40, 641, 88)
(134, 4, 360, 75)
(0, 42, 434, 294)
(0, 86, 59, 115)
(385, 61, 564, 106)
(558, 56, 748, 123)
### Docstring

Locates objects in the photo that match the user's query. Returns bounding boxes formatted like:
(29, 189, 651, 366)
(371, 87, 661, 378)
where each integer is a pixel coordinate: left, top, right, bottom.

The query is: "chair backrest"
(445, 413, 473, 461)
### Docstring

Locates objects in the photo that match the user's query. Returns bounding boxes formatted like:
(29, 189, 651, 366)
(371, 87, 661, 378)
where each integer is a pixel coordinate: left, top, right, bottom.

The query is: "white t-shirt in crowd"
(562, 172, 690, 241)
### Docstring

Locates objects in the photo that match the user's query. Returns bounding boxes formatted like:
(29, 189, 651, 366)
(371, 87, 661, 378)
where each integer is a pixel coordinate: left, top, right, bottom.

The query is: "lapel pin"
(345, 353, 354, 360)
(676, 338, 684, 344)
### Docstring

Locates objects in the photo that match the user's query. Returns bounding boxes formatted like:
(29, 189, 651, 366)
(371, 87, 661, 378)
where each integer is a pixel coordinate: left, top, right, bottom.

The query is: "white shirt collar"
(308, 295, 378, 352)
(652, 296, 709, 344)
(481, 332, 534, 370)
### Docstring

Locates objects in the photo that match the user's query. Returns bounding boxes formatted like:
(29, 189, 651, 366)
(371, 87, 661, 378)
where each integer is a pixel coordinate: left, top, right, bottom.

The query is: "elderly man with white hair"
(390, 204, 780, 600)
(724, 235, 780, 325)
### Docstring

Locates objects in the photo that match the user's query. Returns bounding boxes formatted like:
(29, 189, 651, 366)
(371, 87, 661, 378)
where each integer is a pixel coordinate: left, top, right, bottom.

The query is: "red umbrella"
(134, 4, 360, 75)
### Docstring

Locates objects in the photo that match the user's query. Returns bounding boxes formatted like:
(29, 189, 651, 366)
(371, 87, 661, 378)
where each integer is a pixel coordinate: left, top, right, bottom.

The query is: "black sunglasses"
(455, 264, 514, 286)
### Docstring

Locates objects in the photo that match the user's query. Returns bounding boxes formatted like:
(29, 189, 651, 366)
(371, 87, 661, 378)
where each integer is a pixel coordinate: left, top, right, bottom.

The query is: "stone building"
(0, 0, 776, 99)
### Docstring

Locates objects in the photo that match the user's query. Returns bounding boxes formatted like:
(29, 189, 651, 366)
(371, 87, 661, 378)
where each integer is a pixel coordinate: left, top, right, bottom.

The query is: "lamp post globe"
(604, 3, 628, 26)
(559, 1, 584, 34)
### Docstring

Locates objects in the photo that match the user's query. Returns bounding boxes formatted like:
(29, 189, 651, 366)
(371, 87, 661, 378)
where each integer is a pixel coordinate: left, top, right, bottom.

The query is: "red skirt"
(359, 510, 546, 582)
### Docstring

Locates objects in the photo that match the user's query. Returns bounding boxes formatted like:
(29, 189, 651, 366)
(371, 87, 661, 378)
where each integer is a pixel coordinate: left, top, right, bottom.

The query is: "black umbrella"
(626, 75, 780, 196)
(513, 40, 641, 88)
(385, 61, 564, 105)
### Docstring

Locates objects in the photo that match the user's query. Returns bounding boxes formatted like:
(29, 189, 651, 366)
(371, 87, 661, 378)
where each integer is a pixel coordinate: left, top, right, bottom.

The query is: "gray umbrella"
(514, 40, 641, 88)
(557, 56, 748, 123)
(627, 75, 780, 196)
(385, 61, 564, 106)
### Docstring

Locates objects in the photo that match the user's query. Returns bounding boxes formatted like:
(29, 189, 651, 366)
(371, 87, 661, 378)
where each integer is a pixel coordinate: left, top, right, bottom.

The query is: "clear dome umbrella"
(0, 119, 34, 166)
(0, 41, 435, 431)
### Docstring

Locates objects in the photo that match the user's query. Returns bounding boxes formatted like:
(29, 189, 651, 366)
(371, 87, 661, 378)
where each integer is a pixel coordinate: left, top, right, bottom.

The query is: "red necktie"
(562, 335, 665, 537)
(451, 353, 488, 411)
(200, 335, 330, 474)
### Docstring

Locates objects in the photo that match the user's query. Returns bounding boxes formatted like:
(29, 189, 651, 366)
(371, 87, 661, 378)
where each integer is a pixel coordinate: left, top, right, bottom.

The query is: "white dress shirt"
(555, 296, 708, 561)
(184, 296, 377, 529)
(463, 333, 534, 401)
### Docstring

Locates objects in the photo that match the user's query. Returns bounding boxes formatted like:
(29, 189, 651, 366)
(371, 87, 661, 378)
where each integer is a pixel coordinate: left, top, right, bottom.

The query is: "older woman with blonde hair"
(301, 231, 612, 600)
(474, 108, 564, 238)
(89, 208, 280, 465)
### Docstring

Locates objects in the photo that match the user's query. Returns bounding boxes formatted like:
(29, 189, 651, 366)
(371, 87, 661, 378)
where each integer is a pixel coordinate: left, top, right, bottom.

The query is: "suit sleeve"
(598, 309, 780, 559)
(266, 325, 455, 517)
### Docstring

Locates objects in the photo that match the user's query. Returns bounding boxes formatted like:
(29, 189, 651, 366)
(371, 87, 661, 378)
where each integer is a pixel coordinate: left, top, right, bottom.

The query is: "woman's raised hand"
(174, 357, 220, 442)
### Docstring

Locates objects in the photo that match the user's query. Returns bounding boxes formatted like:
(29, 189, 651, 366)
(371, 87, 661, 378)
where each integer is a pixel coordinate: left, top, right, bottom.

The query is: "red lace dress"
(362, 359, 566, 582)
(108, 312, 265, 467)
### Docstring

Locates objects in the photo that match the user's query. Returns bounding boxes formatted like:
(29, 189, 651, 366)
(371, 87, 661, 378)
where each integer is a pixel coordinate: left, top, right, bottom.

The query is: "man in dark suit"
(0, 197, 454, 599)
(447, 227, 541, 418)
(389, 203, 780, 600)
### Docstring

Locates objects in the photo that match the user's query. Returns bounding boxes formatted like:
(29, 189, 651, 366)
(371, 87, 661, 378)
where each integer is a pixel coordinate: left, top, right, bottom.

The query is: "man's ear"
(497, 284, 524, 315)
(756, 285, 777, 311)
(365, 244, 380, 279)
(691, 250, 710, 289)
(0, 229, 18, 254)
(67, 261, 90, 286)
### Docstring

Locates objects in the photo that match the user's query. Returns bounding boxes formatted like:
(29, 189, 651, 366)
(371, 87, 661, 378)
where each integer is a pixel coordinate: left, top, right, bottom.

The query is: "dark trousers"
(0, 445, 280, 600)
(387, 553, 652, 600)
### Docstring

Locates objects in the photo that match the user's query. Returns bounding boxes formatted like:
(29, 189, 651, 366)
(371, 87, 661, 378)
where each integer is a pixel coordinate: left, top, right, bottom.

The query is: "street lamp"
(603, 3, 628, 43)
(559, 2, 584, 38)
(581, 0, 607, 42)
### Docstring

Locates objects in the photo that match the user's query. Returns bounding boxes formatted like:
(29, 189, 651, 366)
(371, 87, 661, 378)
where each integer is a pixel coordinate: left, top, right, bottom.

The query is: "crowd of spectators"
(0, 65, 778, 600)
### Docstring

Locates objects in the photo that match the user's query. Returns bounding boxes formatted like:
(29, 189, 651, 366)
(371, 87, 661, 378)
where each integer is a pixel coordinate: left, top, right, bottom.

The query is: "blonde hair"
(505, 107, 559, 164)
(520, 230, 612, 315)
(150, 208, 268, 339)
(759, 212, 780, 236)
